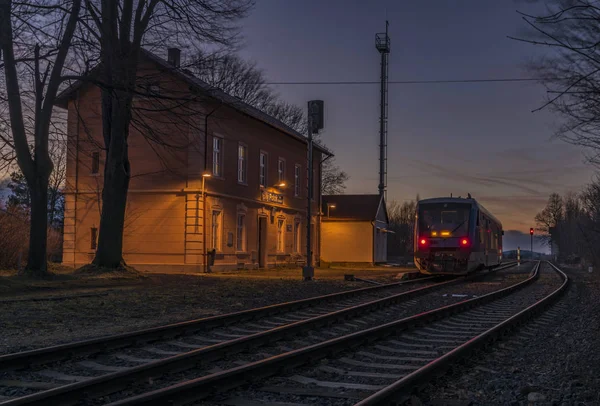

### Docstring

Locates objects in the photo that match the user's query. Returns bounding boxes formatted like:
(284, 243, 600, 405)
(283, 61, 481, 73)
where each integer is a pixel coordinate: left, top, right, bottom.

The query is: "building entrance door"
(258, 216, 267, 268)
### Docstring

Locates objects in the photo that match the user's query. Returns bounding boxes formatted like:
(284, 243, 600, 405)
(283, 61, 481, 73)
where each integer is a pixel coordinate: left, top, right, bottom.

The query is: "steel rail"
(355, 261, 568, 405)
(91, 262, 537, 406)
(0, 273, 437, 372)
(1, 264, 521, 406)
(0, 262, 516, 373)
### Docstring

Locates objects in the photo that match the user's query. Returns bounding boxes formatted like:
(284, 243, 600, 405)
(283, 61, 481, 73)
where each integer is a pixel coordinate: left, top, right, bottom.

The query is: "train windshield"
(418, 203, 471, 236)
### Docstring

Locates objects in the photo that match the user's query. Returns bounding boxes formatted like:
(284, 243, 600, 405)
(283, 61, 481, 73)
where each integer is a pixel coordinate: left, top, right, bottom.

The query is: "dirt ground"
(0, 266, 412, 355)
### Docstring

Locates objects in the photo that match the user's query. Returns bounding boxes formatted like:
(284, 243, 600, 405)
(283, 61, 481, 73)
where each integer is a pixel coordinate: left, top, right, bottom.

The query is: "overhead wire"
(258, 77, 552, 85)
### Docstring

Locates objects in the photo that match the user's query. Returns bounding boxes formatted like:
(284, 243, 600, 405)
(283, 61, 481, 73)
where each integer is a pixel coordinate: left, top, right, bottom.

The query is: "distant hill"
(503, 249, 549, 260)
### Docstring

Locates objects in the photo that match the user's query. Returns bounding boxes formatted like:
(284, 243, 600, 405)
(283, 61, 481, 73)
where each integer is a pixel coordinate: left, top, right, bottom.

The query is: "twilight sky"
(238, 0, 597, 251)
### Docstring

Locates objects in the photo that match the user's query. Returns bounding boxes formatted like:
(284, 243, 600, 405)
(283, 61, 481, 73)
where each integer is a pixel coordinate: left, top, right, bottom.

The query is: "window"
(212, 137, 223, 177)
(146, 82, 160, 95)
(278, 158, 285, 183)
(306, 166, 312, 200)
(259, 151, 267, 187)
(294, 164, 301, 197)
(277, 218, 285, 252)
(237, 144, 247, 184)
(91, 151, 100, 174)
(211, 210, 222, 250)
(140, 81, 160, 96)
(294, 220, 301, 253)
(148, 83, 160, 95)
(90, 227, 98, 250)
(236, 213, 246, 251)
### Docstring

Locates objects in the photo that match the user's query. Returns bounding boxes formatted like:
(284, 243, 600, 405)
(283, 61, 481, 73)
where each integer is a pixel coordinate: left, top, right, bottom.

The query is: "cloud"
(407, 159, 543, 195)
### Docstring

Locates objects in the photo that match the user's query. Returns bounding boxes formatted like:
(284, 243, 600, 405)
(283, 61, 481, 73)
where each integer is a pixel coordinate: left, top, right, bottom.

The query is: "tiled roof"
(322, 194, 384, 221)
(55, 49, 332, 156)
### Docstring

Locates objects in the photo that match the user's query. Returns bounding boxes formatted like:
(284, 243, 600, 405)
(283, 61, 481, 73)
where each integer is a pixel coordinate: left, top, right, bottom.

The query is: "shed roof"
(322, 194, 386, 221)
(55, 49, 332, 156)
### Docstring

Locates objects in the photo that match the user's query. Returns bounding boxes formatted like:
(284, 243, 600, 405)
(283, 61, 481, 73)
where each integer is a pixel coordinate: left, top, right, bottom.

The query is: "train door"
(497, 229, 502, 264)
(490, 223, 498, 265)
(484, 218, 490, 267)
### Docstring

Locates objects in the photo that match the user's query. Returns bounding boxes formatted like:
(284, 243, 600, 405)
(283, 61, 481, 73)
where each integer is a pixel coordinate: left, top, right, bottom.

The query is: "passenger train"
(414, 197, 503, 275)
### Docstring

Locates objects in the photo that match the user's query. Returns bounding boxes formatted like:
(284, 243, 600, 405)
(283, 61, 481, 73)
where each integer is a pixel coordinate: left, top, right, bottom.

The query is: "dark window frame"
(91, 151, 100, 174)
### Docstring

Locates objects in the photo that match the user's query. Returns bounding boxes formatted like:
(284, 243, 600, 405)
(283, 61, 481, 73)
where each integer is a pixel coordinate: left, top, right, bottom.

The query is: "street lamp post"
(202, 173, 211, 272)
(201, 173, 211, 199)
(327, 203, 336, 218)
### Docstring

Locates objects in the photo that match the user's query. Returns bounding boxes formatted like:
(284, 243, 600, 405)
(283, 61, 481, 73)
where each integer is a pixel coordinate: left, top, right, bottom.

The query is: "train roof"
(417, 197, 502, 228)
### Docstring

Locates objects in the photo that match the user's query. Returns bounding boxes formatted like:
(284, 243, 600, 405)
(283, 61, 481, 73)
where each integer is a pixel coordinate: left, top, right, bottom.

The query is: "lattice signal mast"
(375, 21, 390, 198)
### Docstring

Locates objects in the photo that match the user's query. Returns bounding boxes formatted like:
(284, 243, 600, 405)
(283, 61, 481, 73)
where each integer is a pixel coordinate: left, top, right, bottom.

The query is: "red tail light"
(419, 238, 427, 246)
(461, 238, 469, 246)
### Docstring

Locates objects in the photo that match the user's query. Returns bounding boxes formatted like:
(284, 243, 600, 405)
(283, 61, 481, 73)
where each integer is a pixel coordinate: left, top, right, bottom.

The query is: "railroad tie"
(78, 361, 126, 372)
(287, 374, 385, 391)
(113, 354, 160, 364)
(318, 365, 404, 380)
(36, 370, 91, 382)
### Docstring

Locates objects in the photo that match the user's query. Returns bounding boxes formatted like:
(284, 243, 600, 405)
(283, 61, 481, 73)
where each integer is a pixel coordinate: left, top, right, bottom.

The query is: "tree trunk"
(92, 91, 132, 269)
(24, 174, 49, 275)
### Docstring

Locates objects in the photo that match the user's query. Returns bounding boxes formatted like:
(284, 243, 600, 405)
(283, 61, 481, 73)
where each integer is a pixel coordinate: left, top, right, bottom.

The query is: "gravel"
(93, 264, 536, 404)
(192, 263, 559, 406)
(421, 263, 600, 406)
(0, 264, 540, 404)
(0, 273, 385, 355)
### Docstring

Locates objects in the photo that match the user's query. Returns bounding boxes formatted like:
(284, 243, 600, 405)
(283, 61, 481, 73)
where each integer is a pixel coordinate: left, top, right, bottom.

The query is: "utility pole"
(303, 100, 324, 281)
(375, 21, 390, 198)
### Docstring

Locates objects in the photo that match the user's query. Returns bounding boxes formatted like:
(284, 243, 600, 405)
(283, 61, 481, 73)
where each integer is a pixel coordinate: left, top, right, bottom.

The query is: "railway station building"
(56, 48, 330, 272)
(321, 194, 389, 264)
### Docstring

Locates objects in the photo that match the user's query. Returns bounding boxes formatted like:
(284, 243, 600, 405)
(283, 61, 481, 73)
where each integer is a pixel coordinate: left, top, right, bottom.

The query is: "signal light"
(530, 227, 534, 235)
(461, 238, 469, 246)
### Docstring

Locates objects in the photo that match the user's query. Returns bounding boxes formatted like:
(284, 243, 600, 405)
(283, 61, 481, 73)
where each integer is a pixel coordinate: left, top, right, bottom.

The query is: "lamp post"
(202, 173, 211, 272)
(327, 203, 336, 218)
(201, 173, 211, 199)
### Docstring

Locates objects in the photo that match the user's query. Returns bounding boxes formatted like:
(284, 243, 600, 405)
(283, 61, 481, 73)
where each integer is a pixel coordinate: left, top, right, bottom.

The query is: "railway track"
(88, 261, 565, 406)
(0, 263, 522, 405)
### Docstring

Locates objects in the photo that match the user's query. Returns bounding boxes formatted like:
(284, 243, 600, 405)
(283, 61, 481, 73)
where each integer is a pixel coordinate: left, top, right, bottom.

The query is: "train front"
(414, 199, 475, 275)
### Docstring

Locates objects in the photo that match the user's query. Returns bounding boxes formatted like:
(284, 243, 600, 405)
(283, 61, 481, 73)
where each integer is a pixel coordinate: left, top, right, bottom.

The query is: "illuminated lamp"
(461, 238, 469, 246)
(420, 238, 427, 246)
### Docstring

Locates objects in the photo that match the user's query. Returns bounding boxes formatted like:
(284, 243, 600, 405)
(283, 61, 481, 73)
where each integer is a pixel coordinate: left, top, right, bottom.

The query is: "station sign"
(261, 190, 283, 204)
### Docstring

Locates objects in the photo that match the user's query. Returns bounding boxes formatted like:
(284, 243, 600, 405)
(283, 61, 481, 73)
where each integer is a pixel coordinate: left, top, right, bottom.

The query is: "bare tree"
(77, 0, 253, 269)
(0, 0, 81, 275)
(513, 2, 600, 165)
(534, 192, 564, 247)
(191, 52, 349, 195)
(387, 197, 418, 260)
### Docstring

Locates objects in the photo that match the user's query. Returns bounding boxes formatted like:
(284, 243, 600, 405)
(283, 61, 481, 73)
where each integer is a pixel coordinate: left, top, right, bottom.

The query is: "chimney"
(167, 47, 181, 68)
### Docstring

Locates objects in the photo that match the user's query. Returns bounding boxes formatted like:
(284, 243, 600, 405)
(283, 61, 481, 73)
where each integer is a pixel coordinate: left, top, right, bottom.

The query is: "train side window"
(476, 211, 480, 226)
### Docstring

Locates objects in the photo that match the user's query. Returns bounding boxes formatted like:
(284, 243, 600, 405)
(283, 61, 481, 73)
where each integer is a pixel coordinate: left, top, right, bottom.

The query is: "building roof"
(322, 194, 385, 221)
(54, 49, 332, 156)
